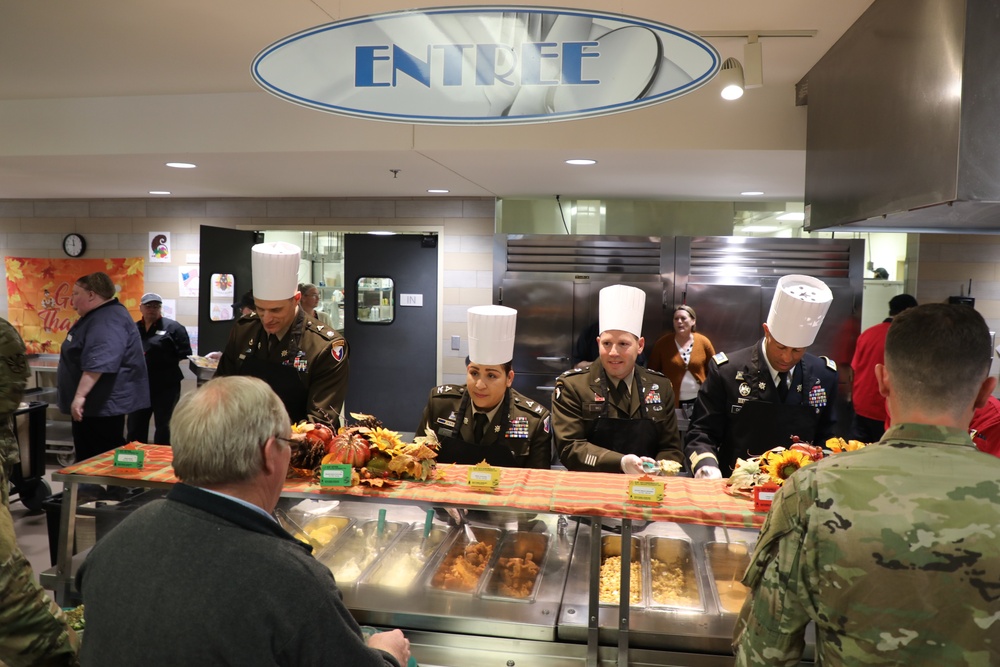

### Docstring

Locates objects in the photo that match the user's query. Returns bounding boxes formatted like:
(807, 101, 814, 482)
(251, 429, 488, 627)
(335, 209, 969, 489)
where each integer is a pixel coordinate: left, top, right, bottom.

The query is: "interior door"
(344, 233, 438, 432)
(197, 225, 261, 355)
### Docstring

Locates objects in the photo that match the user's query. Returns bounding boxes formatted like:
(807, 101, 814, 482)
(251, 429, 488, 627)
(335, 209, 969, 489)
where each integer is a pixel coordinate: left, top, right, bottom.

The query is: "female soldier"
(416, 305, 551, 468)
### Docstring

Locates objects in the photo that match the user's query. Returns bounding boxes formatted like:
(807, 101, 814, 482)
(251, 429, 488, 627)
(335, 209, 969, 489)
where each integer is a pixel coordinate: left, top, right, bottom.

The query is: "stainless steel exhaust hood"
(802, 0, 1000, 233)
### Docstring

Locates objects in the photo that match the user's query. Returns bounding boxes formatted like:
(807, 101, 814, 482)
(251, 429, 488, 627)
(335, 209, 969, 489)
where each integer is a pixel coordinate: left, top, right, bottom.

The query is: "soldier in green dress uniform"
(551, 285, 683, 474)
(216, 242, 349, 428)
(416, 305, 551, 468)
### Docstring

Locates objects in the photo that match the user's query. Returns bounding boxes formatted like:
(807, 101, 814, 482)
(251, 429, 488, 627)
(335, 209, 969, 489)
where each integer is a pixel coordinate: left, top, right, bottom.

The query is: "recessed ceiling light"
(427, 189, 449, 194)
(148, 190, 171, 195)
(165, 162, 196, 169)
(565, 159, 597, 166)
(776, 212, 805, 221)
(740, 191, 764, 196)
(368, 230, 396, 236)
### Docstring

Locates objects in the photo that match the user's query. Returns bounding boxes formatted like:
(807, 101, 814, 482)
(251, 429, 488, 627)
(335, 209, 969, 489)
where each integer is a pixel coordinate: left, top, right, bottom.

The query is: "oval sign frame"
(251, 6, 721, 125)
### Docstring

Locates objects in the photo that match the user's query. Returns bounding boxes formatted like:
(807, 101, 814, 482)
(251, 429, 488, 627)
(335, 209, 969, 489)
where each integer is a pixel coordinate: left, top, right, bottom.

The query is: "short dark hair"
(888, 294, 918, 316)
(885, 303, 990, 409)
(76, 272, 116, 299)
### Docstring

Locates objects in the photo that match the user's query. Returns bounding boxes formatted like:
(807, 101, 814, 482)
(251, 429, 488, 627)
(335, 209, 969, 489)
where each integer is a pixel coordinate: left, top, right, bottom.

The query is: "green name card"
(113, 449, 145, 468)
(320, 463, 352, 487)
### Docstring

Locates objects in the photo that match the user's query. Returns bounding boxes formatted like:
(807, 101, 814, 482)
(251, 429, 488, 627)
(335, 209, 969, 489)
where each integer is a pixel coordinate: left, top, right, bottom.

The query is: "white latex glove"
(204, 351, 222, 361)
(621, 454, 655, 475)
(695, 466, 723, 480)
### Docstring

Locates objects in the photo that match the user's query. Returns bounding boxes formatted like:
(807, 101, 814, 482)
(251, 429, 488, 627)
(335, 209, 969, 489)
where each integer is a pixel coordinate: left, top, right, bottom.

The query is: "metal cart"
(8, 400, 51, 511)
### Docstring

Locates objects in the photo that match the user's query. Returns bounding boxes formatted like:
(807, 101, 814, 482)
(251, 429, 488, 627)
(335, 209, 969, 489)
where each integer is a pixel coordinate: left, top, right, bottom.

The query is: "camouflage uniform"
(734, 423, 1000, 666)
(0, 503, 80, 666)
(0, 317, 30, 508)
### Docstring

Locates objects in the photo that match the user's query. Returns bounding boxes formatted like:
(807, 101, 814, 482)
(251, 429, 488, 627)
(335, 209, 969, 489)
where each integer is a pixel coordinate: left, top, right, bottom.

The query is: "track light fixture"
(719, 57, 744, 100)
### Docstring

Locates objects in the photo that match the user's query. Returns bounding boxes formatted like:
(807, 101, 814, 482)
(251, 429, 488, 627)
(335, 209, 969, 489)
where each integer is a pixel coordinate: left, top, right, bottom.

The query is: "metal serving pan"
(300, 515, 354, 551)
(359, 524, 451, 592)
(646, 536, 703, 611)
(427, 525, 502, 594)
(316, 520, 407, 588)
(598, 534, 644, 608)
(705, 541, 752, 615)
(480, 531, 550, 603)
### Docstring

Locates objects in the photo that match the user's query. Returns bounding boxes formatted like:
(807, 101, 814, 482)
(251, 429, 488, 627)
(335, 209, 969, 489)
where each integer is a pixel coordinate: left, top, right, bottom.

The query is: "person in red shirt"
(848, 293, 917, 442)
(970, 393, 1000, 456)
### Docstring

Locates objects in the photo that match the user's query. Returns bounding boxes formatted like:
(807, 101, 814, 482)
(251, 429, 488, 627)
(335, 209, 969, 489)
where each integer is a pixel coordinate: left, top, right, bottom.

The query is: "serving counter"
(47, 445, 779, 667)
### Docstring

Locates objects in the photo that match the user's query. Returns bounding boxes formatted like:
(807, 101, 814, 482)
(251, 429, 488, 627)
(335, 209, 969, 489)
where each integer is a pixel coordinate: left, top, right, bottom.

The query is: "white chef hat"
(599, 285, 645, 338)
(468, 305, 517, 365)
(766, 274, 833, 348)
(251, 242, 301, 301)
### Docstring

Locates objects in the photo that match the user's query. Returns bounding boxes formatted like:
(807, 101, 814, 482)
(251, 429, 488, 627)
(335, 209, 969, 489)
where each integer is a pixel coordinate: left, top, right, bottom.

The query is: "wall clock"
(63, 233, 87, 257)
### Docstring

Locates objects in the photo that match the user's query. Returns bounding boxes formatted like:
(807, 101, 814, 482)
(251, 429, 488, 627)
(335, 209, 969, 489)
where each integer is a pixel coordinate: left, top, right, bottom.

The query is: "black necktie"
(268, 334, 279, 358)
(473, 412, 489, 443)
(777, 371, 789, 402)
(612, 380, 630, 411)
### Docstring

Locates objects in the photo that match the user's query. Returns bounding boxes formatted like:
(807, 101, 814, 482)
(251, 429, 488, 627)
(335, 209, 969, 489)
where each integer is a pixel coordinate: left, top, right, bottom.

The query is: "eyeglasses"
(273, 436, 301, 450)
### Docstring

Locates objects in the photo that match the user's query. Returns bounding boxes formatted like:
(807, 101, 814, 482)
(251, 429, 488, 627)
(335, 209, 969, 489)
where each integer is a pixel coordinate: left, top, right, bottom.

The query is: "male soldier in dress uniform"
(551, 285, 683, 474)
(215, 242, 349, 428)
(734, 303, 1000, 665)
(684, 275, 838, 479)
(0, 316, 30, 508)
(416, 306, 551, 468)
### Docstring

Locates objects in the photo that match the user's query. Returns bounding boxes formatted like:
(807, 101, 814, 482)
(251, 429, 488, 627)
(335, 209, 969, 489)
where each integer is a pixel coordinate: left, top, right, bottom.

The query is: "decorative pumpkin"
(322, 430, 371, 467)
(303, 424, 334, 449)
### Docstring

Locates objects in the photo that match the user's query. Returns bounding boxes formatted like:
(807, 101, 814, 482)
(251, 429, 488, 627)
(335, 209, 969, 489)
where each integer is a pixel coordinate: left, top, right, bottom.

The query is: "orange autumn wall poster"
(5, 257, 145, 354)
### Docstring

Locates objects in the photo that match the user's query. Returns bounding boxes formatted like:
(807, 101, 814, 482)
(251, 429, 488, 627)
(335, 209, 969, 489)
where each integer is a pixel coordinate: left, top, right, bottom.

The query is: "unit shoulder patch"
(821, 356, 838, 372)
(712, 352, 729, 366)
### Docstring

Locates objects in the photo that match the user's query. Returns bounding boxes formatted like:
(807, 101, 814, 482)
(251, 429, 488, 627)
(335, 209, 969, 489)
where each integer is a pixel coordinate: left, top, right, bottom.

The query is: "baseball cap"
(140, 292, 163, 305)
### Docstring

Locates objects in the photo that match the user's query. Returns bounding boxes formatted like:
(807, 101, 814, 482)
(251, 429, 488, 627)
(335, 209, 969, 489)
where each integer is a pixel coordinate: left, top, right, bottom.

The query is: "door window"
(356, 277, 394, 324)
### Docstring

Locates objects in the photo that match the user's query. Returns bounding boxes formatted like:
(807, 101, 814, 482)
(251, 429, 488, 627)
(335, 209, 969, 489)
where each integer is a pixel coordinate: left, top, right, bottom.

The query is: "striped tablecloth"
(57, 444, 764, 529)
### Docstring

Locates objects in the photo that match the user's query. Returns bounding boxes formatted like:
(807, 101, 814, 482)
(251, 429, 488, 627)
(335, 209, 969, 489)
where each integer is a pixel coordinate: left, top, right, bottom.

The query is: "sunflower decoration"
(825, 437, 868, 453)
(367, 427, 407, 454)
(761, 449, 815, 486)
(286, 413, 441, 487)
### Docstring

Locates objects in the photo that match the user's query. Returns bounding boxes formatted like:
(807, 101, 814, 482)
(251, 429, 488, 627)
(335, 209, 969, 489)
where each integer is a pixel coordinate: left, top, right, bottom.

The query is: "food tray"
(598, 534, 644, 608)
(360, 524, 450, 592)
(427, 526, 502, 595)
(705, 541, 751, 614)
(480, 531, 550, 603)
(301, 515, 353, 550)
(647, 537, 703, 611)
(316, 520, 407, 587)
(187, 356, 217, 381)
